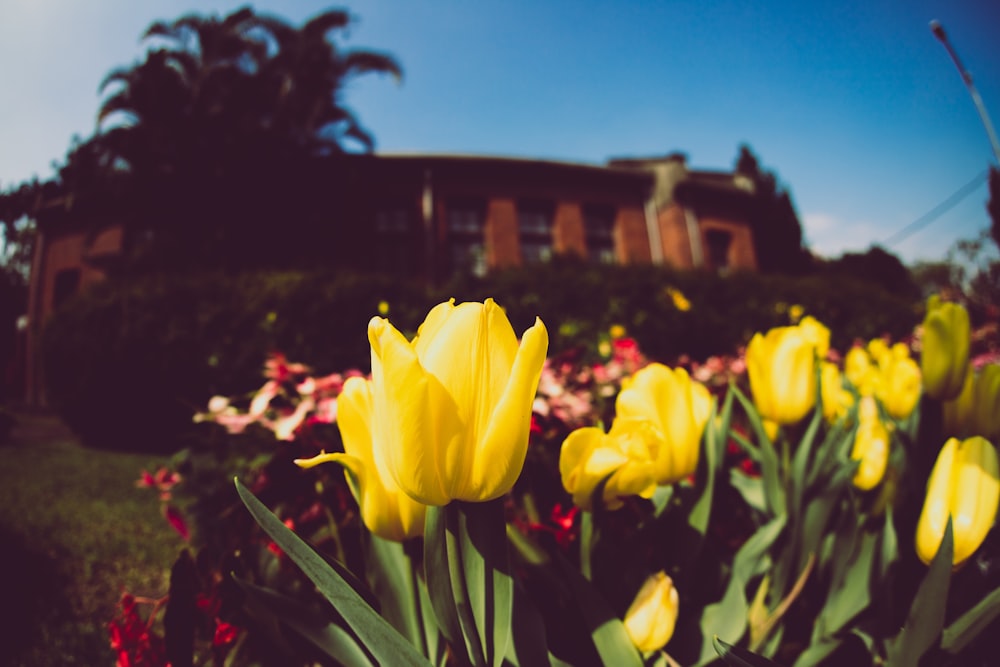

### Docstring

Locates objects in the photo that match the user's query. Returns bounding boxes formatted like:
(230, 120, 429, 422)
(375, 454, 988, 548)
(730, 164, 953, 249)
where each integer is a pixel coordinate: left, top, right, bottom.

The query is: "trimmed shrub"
(41, 262, 920, 452)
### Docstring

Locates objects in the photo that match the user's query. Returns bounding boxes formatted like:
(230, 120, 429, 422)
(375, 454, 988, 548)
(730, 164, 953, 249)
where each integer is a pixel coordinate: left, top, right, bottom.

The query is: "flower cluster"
(163, 294, 999, 666)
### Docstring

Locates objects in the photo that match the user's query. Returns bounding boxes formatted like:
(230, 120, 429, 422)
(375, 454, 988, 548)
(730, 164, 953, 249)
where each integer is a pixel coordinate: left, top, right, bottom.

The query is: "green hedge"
(42, 261, 921, 451)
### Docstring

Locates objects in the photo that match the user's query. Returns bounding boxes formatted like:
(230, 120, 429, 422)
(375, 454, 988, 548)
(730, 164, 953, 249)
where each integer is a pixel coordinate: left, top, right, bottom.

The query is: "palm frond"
(302, 10, 351, 40)
(341, 50, 403, 83)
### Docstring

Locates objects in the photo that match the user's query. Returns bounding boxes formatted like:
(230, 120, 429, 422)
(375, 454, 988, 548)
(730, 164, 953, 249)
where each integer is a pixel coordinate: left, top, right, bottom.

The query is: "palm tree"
(89, 6, 402, 270)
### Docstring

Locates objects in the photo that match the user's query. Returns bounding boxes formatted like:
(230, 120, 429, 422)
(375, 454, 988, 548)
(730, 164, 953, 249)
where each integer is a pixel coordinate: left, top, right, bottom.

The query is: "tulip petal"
(370, 316, 452, 506)
(470, 317, 548, 501)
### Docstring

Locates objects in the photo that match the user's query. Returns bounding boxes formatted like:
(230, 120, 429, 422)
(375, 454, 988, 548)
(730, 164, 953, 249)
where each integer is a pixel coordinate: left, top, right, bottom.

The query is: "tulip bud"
(972, 364, 1000, 440)
(614, 363, 711, 484)
(623, 572, 679, 653)
(921, 297, 970, 400)
(369, 299, 548, 505)
(875, 354, 921, 421)
(559, 422, 658, 510)
(850, 397, 890, 491)
(943, 364, 975, 437)
(844, 346, 872, 391)
(799, 316, 831, 360)
(915, 436, 999, 566)
(821, 362, 854, 423)
(747, 320, 827, 425)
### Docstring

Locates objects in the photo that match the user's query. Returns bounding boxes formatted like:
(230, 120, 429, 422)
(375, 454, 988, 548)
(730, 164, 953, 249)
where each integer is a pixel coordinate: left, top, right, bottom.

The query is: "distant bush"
(41, 270, 428, 451)
(41, 261, 920, 451)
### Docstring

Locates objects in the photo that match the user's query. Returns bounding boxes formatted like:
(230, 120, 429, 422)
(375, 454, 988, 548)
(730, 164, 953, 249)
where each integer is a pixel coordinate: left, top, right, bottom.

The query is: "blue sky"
(2, 0, 998, 264)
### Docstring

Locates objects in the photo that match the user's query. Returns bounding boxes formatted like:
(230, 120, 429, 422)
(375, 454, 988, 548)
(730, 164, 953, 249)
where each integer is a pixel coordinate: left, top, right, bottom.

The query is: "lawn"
(0, 408, 185, 666)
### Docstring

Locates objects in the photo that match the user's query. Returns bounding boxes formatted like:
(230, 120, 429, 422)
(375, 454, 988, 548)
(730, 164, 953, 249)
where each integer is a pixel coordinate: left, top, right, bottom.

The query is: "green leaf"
(698, 515, 787, 663)
(730, 469, 767, 514)
(234, 479, 431, 667)
(792, 638, 841, 667)
(458, 500, 513, 667)
(424, 503, 472, 665)
(878, 509, 899, 584)
(424, 501, 513, 667)
(555, 554, 644, 667)
(235, 578, 374, 666)
(887, 517, 954, 667)
(941, 585, 1000, 655)
(758, 433, 786, 518)
(689, 398, 721, 541)
(817, 528, 878, 637)
(712, 636, 784, 666)
(503, 579, 550, 667)
(789, 406, 823, 512)
(364, 533, 441, 660)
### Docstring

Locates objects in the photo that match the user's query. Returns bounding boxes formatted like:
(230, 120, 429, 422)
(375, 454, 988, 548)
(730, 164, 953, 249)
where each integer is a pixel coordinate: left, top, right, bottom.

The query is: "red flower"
(163, 505, 190, 541)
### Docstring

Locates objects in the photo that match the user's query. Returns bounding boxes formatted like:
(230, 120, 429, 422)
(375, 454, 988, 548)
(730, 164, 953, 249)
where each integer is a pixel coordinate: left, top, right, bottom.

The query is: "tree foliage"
(0, 6, 401, 273)
(734, 145, 812, 274)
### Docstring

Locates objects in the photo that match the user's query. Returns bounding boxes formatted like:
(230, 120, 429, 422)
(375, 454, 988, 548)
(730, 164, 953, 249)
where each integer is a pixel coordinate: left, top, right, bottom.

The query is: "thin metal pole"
(931, 19, 1000, 165)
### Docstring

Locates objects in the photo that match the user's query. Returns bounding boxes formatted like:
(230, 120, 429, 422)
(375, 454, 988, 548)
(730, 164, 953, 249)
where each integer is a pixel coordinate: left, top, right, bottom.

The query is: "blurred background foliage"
(42, 258, 924, 452)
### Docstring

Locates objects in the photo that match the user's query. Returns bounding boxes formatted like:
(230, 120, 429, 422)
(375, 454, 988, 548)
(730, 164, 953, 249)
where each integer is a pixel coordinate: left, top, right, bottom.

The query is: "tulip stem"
(749, 552, 816, 652)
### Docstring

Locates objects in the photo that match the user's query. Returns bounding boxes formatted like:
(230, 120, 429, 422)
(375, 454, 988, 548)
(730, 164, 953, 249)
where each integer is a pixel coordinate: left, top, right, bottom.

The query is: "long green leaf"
(235, 578, 374, 666)
(886, 518, 953, 667)
(712, 636, 784, 666)
(424, 503, 472, 665)
(234, 479, 431, 667)
(698, 516, 787, 664)
(689, 397, 721, 542)
(457, 499, 513, 667)
(555, 554, 644, 667)
(730, 469, 767, 514)
(364, 533, 430, 656)
(789, 406, 824, 512)
(818, 527, 878, 637)
(941, 585, 1000, 654)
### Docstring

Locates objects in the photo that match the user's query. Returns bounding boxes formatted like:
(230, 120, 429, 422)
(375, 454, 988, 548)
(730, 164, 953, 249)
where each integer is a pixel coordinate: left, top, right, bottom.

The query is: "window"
(518, 199, 554, 264)
(583, 204, 617, 264)
(447, 198, 487, 277)
(374, 203, 418, 277)
(705, 229, 732, 271)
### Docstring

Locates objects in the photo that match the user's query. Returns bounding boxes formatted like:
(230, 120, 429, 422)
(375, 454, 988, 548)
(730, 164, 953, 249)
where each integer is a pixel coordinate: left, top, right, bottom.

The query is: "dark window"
(374, 202, 418, 277)
(705, 229, 732, 270)
(447, 198, 486, 277)
(583, 204, 617, 264)
(518, 199, 554, 264)
(52, 268, 81, 308)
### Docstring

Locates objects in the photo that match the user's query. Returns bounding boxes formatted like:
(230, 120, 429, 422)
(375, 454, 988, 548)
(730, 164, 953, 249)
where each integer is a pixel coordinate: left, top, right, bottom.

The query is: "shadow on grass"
(0, 525, 112, 665)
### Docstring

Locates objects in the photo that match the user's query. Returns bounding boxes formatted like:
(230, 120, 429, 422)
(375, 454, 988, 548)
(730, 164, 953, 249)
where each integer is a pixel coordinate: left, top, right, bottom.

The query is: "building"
(22, 151, 758, 404)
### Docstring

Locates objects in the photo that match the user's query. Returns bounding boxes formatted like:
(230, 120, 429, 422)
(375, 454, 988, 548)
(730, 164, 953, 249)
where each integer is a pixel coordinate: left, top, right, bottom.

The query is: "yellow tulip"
(915, 436, 1000, 566)
(972, 365, 1000, 440)
(850, 397, 890, 491)
(295, 377, 426, 541)
(368, 298, 548, 505)
(867, 338, 891, 367)
(799, 316, 831, 359)
(623, 571, 679, 653)
(921, 297, 970, 401)
(614, 363, 712, 484)
(875, 354, 921, 421)
(559, 421, 659, 510)
(845, 346, 874, 395)
(943, 364, 975, 437)
(746, 322, 823, 425)
(821, 362, 854, 423)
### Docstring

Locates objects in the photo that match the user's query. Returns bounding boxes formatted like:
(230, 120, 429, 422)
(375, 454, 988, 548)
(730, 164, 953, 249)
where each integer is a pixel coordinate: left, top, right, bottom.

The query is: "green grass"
(0, 410, 185, 666)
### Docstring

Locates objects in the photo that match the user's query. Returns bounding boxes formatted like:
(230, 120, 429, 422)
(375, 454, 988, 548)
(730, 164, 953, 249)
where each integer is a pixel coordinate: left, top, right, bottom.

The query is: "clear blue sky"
(2, 0, 998, 265)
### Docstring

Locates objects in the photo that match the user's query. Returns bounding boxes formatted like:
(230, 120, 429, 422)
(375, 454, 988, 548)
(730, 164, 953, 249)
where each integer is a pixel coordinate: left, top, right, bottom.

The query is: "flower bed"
(122, 295, 999, 666)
